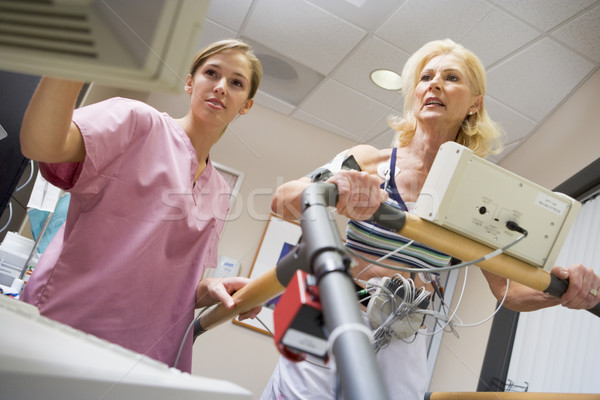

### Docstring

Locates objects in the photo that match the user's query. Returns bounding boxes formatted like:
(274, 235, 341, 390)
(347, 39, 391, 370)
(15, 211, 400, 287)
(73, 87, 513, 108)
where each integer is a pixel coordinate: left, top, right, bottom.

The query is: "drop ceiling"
(197, 0, 599, 163)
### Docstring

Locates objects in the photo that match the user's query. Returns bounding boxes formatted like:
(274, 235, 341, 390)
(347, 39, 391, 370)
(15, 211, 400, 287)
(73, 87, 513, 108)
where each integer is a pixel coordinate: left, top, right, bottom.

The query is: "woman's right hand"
(326, 169, 388, 221)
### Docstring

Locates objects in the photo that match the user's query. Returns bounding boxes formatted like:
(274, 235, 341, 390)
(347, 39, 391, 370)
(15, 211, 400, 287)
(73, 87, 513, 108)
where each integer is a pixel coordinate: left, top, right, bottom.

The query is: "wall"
(500, 68, 600, 189)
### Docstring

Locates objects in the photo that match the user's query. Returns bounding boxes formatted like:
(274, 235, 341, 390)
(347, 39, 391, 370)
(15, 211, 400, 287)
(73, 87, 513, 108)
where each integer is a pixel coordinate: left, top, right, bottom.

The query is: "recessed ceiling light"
(370, 69, 402, 91)
(258, 53, 299, 82)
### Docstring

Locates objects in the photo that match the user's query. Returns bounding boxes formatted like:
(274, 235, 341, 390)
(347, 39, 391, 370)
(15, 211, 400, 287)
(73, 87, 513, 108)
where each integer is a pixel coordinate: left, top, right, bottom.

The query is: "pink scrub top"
(21, 97, 230, 373)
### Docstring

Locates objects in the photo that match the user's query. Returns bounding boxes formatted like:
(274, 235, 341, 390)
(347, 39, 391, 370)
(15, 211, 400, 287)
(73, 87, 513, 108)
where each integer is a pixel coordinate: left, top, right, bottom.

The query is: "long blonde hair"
(390, 39, 503, 157)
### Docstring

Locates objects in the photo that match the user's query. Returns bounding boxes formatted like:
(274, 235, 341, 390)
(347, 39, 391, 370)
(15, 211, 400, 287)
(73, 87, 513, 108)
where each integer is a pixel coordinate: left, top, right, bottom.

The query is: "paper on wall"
(27, 171, 62, 212)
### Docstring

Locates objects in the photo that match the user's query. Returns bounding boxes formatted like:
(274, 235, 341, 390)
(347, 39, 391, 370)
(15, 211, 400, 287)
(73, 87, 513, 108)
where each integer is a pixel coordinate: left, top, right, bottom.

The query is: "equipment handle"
(425, 392, 600, 400)
(194, 268, 285, 338)
(370, 203, 600, 318)
(545, 274, 600, 317)
(196, 183, 599, 338)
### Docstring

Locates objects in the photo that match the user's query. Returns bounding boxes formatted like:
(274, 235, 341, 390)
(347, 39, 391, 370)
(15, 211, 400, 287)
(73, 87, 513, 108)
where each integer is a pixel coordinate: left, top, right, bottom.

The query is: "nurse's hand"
(195, 277, 261, 320)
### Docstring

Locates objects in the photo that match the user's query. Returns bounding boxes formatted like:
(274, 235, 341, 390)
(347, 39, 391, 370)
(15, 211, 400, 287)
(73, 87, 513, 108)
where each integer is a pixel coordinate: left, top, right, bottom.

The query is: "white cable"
(173, 306, 209, 369)
(347, 231, 527, 275)
(354, 240, 415, 281)
(368, 274, 434, 351)
(349, 230, 527, 338)
(351, 227, 528, 348)
(456, 278, 510, 328)
(0, 202, 13, 233)
(255, 315, 273, 336)
(422, 266, 470, 337)
(360, 251, 511, 341)
(417, 270, 511, 337)
(16, 160, 35, 192)
(482, 248, 503, 261)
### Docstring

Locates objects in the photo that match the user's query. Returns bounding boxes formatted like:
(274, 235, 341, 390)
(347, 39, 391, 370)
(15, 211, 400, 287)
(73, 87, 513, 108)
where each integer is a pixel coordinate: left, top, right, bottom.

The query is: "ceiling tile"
(459, 7, 541, 67)
(333, 36, 409, 107)
(253, 90, 296, 115)
(297, 79, 391, 141)
(376, 0, 494, 55)
(243, 38, 324, 106)
(485, 97, 538, 144)
(205, 0, 254, 31)
(487, 38, 595, 121)
(188, 0, 599, 162)
(197, 20, 236, 50)
(293, 109, 357, 141)
(242, 0, 367, 75)
(304, 0, 406, 30)
(368, 128, 397, 149)
(552, 3, 600, 63)
(488, 139, 522, 164)
(492, 0, 597, 32)
(364, 110, 393, 140)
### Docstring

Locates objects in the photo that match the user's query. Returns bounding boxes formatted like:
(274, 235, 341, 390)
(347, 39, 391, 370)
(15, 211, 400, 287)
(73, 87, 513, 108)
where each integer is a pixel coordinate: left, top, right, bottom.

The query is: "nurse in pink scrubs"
(19, 39, 263, 373)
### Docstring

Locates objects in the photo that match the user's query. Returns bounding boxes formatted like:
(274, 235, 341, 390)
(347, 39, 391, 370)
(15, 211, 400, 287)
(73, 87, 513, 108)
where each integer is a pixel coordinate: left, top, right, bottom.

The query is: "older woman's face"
(413, 54, 481, 130)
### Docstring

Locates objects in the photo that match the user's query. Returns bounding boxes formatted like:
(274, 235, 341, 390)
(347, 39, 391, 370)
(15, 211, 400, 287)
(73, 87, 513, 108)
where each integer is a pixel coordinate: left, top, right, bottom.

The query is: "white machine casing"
(0, 0, 209, 93)
(0, 295, 251, 399)
(412, 142, 581, 270)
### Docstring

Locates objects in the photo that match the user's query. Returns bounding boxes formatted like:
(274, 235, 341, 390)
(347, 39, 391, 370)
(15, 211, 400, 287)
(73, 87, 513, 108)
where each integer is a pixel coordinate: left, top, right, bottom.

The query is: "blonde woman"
(263, 39, 600, 400)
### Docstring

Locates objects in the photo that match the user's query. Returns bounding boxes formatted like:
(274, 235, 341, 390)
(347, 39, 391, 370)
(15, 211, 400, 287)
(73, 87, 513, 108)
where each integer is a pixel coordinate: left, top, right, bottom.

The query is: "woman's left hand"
(551, 264, 600, 310)
(195, 277, 262, 320)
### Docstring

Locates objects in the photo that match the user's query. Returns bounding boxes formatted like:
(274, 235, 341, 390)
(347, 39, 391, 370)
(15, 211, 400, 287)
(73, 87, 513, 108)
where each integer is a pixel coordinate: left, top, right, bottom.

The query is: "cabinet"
(0, 71, 40, 242)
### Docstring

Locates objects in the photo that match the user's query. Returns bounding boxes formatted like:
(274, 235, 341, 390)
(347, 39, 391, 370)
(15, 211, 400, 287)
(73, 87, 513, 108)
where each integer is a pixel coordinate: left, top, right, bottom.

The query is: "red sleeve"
(39, 161, 84, 191)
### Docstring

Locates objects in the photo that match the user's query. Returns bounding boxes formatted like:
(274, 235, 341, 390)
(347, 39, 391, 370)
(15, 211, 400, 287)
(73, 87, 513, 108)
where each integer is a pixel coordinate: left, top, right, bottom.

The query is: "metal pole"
(301, 183, 390, 400)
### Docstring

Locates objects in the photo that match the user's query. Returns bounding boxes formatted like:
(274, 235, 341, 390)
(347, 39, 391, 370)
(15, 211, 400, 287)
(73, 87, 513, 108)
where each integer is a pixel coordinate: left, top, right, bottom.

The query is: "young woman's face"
(185, 49, 254, 128)
(413, 54, 481, 129)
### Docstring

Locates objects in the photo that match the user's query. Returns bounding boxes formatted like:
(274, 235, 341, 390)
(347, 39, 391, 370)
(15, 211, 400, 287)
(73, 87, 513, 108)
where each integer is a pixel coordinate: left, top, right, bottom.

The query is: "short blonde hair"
(390, 39, 503, 158)
(190, 38, 263, 100)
